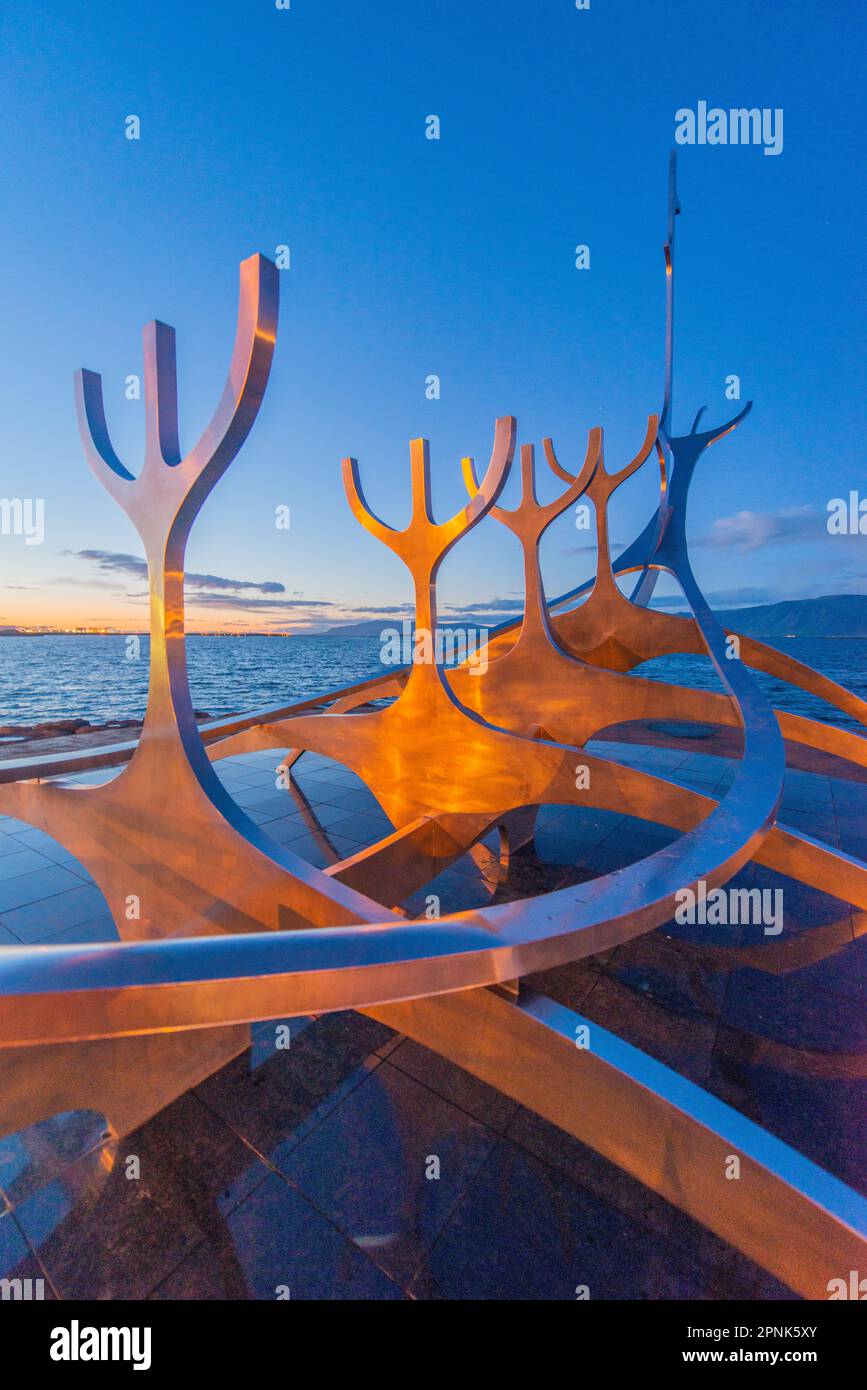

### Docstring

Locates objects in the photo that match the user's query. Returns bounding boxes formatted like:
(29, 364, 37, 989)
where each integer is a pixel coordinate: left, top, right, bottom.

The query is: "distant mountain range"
(322, 595, 867, 640)
(322, 616, 511, 637)
(699, 595, 867, 639)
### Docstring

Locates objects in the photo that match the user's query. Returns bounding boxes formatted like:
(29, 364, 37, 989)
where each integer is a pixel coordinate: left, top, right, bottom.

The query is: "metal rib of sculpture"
(1, 156, 867, 1299)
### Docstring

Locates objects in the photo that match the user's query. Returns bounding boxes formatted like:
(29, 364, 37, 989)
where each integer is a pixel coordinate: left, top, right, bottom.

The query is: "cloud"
(68, 550, 287, 595)
(190, 574, 285, 594)
(571, 540, 623, 555)
(343, 603, 414, 616)
(68, 550, 148, 581)
(448, 597, 525, 614)
(46, 575, 123, 590)
(691, 507, 821, 552)
(186, 593, 333, 611)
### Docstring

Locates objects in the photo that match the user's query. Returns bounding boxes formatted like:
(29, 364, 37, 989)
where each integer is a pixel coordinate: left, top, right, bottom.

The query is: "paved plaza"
(1, 732, 864, 1299)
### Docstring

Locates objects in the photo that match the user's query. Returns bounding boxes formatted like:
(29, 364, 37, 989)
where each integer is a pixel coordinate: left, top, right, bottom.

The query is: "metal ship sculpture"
(1, 156, 865, 1297)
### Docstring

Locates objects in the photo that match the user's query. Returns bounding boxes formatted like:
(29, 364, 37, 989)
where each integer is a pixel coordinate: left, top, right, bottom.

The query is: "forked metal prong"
(459, 414, 515, 525)
(606, 413, 659, 488)
(341, 455, 399, 548)
(702, 397, 753, 445)
(181, 252, 279, 493)
(143, 320, 182, 469)
(74, 367, 136, 511)
(75, 253, 279, 535)
(543, 425, 602, 489)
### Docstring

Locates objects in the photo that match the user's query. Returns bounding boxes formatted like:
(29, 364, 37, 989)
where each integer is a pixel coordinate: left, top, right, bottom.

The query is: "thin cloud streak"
(68, 550, 288, 594)
(691, 507, 822, 552)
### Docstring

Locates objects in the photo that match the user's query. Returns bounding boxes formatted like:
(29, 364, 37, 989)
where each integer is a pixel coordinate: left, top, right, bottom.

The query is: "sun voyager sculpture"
(1, 155, 865, 1299)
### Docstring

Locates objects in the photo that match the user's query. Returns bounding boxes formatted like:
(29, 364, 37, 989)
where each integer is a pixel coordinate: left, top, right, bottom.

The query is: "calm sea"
(1, 634, 865, 734)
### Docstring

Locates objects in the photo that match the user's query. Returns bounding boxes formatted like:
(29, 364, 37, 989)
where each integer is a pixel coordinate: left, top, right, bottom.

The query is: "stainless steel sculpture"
(1, 156, 866, 1299)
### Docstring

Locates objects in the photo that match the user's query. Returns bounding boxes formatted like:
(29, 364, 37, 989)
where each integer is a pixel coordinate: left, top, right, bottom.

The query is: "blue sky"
(0, 0, 864, 631)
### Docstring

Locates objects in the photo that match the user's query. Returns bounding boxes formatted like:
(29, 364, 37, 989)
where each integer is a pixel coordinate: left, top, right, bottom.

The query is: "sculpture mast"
(661, 148, 681, 438)
(627, 152, 679, 606)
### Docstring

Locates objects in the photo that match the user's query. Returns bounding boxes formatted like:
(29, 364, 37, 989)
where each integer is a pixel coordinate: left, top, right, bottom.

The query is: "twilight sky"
(0, 0, 864, 632)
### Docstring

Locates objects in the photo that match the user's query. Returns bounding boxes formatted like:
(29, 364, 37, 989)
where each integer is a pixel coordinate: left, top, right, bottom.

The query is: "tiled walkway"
(1, 739, 865, 1298)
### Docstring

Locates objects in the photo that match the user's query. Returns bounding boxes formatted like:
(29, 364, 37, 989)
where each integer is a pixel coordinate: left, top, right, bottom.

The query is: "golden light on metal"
(1, 157, 866, 1300)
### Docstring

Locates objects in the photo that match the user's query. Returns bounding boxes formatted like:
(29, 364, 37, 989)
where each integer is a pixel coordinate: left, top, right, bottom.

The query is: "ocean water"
(0, 635, 384, 727)
(0, 633, 865, 734)
(632, 642, 867, 734)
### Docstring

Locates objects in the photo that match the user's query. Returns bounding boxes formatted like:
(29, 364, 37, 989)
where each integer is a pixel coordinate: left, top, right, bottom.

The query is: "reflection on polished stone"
(1, 745, 864, 1298)
(151, 1173, 404, 1300)
(275, 1060, 499, 1286)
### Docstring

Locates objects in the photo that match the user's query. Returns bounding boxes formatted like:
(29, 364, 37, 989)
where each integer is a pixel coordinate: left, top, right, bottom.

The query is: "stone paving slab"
(0, 737, 864, 1298)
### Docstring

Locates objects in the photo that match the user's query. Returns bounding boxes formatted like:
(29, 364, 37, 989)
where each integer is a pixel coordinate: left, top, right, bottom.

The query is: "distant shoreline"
(0, 630, 304, 638)
(4, 629, 867, 641)
(3, 594, 867, 641)
(4, 593, 867, 642)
